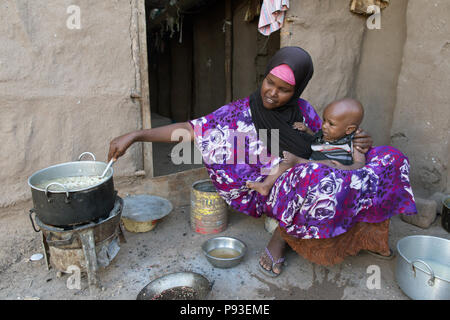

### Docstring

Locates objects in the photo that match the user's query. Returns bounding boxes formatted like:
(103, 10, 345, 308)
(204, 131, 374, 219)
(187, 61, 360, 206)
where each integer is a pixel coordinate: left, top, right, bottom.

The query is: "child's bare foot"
(246, 181, 271, 196)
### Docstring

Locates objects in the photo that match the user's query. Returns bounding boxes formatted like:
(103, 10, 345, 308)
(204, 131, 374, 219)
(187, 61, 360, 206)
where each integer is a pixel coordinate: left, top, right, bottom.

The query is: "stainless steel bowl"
(202, 236, 247, 269)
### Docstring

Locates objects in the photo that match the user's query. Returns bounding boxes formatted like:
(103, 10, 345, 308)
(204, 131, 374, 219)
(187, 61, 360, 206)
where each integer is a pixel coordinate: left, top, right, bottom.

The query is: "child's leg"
(246, 160, 294, 196)
(282, 151, 308, 165)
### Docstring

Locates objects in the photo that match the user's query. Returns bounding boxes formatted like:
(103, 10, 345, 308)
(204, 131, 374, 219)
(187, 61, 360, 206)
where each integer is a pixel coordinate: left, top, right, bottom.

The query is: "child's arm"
(330, 148, 366, 170)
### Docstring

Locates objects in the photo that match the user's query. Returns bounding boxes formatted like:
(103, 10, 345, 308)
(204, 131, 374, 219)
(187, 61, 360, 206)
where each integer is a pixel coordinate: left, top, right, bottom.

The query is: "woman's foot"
(259, 228, 286, 276)
(246, 181, 271, 196)
(365, 248, 395, 260)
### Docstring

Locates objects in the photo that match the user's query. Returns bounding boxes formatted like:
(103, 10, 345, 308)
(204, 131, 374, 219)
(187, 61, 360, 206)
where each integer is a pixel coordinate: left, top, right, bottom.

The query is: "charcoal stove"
(29, 196, 126, 292)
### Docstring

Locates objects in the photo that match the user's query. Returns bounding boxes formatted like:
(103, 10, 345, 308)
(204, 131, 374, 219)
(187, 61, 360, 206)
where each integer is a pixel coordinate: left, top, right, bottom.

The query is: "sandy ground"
(0, 182, 448, 301)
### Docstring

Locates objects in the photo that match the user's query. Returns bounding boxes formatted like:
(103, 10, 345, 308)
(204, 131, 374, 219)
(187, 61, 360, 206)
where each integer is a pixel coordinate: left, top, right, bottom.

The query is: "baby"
(247, 98, 366, 196)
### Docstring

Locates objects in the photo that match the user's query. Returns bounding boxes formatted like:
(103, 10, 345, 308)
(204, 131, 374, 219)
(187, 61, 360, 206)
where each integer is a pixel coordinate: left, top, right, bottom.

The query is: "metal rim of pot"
(27, 152, 113, 193)
(27, 152, 116, 228)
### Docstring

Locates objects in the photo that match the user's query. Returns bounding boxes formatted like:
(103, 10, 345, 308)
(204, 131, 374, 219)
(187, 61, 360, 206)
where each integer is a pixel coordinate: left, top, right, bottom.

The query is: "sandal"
(259, 247, 285, 278)
(365, 248, 395, 260)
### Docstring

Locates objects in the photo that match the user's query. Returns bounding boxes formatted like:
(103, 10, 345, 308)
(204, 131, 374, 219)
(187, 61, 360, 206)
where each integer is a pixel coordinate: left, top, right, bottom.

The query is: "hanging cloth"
(258, 0, 289, 36)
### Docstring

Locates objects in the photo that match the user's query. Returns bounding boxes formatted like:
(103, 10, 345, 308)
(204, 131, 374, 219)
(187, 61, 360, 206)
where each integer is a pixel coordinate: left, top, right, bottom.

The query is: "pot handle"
(45, 183, 70, 203)
(77, 152, 96, 161)
(29, 209, 40, 233)
(412, 259, 435, 286)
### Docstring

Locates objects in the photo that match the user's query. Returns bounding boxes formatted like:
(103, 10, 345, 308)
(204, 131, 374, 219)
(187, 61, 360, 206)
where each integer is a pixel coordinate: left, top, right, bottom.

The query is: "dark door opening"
(145, 0, 279, 176)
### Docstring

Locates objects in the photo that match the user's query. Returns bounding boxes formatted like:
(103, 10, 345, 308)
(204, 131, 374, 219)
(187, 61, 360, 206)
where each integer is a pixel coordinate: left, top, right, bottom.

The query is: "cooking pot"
(442, 196, 450, 232)
(395, 235, 450, 300)
(28, 152, 116, 228)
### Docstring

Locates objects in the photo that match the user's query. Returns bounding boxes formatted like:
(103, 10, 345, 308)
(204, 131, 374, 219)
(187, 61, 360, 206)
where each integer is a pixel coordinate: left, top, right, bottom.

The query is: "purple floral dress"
(189, 98, 417, 239)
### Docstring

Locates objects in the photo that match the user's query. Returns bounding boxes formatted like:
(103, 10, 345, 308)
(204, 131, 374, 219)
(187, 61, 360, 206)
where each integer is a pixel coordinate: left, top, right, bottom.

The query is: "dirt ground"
(0, 171, 448, 300)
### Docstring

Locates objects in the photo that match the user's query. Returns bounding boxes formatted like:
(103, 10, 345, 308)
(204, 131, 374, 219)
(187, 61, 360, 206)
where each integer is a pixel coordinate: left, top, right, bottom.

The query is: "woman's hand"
(107, 122, 195, 162)
(353, 128, 373, 154)
(108, 132, 137, 161)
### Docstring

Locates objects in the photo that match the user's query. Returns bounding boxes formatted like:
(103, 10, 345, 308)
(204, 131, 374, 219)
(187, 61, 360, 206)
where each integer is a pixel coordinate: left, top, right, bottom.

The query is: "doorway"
(144, 0, 280, 176)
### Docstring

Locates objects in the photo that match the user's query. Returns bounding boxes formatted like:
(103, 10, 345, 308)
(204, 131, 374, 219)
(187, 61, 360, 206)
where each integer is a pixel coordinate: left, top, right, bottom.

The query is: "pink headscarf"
(269, 64, 296, 86)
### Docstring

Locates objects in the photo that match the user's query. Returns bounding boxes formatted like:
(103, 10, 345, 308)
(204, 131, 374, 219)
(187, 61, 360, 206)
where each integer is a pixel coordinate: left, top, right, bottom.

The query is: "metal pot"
(28, 152, 116, 227)
(442, 196, 450, 232)
(395, 235, 450, 300)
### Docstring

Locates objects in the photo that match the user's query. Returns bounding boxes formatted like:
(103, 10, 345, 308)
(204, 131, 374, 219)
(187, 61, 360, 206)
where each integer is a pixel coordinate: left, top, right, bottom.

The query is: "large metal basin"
(396, 235, 450, 300)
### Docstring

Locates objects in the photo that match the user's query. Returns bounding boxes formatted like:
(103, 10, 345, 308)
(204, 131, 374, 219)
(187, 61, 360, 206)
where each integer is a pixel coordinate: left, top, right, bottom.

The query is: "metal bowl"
(202, 236, 247, 269)
(396, 235, 450, 300)
(137, 272, 211, 300)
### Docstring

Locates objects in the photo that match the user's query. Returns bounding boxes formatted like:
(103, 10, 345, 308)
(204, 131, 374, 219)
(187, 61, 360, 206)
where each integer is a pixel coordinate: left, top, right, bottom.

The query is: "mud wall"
(0, 1, 142, 207)
(389, 0, 450, 196)
(282, 0, 449, 197)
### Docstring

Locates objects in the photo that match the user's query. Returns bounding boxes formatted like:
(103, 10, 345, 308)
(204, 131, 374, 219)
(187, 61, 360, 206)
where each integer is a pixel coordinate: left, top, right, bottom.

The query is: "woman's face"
(260, 73, 295, 109)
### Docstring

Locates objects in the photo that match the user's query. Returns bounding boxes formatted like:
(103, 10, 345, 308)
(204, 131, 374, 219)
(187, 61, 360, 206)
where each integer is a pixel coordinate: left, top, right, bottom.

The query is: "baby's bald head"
(325, 98, 364, 127)
(321, 98, 364, 141)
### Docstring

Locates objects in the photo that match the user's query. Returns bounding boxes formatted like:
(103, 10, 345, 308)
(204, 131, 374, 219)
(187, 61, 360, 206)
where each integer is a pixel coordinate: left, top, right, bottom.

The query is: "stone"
(401, 197, 437, 229)
(430, 192, 448, 215)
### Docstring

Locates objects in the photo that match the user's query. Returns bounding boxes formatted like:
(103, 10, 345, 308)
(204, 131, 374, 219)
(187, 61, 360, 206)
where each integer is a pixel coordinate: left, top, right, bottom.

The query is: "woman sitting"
(108, 46, 417, 277)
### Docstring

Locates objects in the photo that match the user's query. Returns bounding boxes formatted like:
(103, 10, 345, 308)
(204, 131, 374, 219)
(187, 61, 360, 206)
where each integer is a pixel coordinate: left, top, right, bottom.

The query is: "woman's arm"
(108, 122, 194, 161)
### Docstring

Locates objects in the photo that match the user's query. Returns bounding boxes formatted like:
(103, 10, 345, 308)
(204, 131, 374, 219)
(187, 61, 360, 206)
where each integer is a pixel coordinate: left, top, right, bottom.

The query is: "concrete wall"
(355, 0, 408, 146)
(282, 0, 449, 197)
(0, 1, 142, 207)
(281, 0, 366, 115)
(390, 0, 450, 196)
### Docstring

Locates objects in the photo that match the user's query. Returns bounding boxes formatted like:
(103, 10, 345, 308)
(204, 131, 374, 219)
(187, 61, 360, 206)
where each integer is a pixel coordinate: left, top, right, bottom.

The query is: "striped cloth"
(258, 0, 290, 36)
(310, 130, 355, 165)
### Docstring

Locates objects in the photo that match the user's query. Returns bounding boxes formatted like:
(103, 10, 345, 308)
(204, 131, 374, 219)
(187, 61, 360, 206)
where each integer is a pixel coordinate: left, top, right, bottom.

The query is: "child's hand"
(293, 122, 313, 135)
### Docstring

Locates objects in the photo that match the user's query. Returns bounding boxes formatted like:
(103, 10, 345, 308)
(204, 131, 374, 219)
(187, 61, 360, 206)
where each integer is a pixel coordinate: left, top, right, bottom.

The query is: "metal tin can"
(191, 179, 227, 234)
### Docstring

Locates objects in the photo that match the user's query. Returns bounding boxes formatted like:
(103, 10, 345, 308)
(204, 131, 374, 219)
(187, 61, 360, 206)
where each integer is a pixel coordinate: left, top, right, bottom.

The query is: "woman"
(108, 47, 417, 277)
